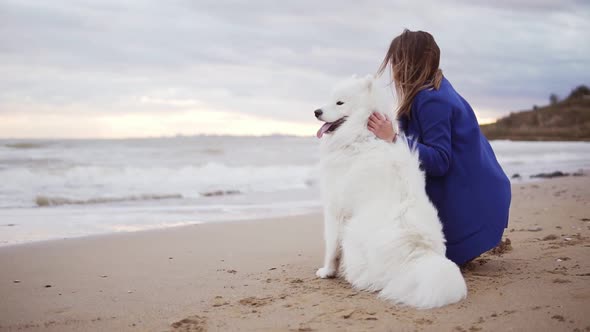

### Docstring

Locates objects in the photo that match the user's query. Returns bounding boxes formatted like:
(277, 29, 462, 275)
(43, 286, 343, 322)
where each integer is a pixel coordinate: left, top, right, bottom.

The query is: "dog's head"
(314, 74, 386, 139)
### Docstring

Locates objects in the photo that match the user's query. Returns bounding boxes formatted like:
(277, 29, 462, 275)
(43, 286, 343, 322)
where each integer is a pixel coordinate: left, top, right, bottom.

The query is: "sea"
(1, 136, 589, 246)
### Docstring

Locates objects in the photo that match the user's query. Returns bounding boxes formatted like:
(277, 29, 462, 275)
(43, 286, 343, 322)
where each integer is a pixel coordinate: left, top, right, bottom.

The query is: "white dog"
(314, 75, 467, 309)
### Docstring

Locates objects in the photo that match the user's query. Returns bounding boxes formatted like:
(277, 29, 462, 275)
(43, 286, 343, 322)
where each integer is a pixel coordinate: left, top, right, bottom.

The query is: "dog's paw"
(316, 267, 336, 279)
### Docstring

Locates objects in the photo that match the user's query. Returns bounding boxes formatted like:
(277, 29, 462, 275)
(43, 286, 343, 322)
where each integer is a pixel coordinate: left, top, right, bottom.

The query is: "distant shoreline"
(480, 133, 590, 142)
(480, 85, 590, 141)
(3, 136, 590, 143)
(1, 170, 586, 249)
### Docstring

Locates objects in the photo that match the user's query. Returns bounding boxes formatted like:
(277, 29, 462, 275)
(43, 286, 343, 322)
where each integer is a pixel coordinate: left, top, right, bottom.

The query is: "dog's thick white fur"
(314, 75, 467, 309)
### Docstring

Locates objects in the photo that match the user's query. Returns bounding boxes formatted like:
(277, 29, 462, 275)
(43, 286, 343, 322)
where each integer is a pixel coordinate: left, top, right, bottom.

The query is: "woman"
(368, 29, 511, 266)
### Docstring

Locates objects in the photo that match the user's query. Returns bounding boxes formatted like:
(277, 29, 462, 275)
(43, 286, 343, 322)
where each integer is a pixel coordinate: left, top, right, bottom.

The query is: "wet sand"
(0, 176, 589, 331)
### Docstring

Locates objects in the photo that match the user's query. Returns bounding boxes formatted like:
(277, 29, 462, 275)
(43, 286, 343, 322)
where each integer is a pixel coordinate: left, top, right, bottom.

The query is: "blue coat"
(399, 77, 511, 265)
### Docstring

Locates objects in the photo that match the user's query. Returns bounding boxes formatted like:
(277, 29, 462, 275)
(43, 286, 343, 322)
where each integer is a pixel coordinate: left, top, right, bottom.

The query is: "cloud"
(0, 0, 588, 137)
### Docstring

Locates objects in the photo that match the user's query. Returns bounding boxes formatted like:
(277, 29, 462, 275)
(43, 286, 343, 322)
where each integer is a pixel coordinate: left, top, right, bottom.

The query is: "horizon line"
(0, 133, 318, 141)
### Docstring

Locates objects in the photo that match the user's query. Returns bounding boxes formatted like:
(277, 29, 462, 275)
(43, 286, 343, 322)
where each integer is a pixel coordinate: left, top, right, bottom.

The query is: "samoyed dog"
(313, 75, 467, 309)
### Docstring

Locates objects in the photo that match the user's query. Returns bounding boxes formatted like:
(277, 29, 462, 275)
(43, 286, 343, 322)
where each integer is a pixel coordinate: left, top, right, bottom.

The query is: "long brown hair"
(377, 29, 443, 118)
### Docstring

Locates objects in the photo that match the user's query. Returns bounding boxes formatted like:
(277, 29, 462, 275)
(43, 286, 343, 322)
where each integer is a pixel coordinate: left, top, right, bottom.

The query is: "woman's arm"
(406, 97, 453, 177)
(368, 113, 397, 142)
(369, 96, 452, 177)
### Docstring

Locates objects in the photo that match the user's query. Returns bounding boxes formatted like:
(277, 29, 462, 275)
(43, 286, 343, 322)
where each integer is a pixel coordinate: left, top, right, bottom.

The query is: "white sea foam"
(0, 136, 588, 245)
(490, 140, 590, 178)
(35, 193, 184, 207)
(0, 161, 316, 208)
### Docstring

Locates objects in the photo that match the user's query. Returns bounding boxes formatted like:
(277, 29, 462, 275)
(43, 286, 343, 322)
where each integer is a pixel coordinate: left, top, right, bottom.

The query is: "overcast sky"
(0, 0, 589, 138)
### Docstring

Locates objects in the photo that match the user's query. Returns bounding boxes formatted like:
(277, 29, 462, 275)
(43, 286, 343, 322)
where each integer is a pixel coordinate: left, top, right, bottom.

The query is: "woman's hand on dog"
(368, 113, 397, 142)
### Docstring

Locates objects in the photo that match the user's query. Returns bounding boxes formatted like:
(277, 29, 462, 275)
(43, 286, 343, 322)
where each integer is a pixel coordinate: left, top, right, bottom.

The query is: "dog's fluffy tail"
(379, 251, 467, 309)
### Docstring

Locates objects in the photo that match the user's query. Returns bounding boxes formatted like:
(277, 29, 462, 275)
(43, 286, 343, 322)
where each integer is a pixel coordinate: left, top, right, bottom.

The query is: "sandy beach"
(0, 176, 589, 331)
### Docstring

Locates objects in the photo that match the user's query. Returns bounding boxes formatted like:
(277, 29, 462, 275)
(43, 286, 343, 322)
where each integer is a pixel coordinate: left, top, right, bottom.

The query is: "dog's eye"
(336, 101, 344, 106)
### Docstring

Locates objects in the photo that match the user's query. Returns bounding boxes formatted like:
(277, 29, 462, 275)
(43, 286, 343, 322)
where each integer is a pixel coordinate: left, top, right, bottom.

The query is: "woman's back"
(401, 77, 511, 265)
(374, 29, 511, 265)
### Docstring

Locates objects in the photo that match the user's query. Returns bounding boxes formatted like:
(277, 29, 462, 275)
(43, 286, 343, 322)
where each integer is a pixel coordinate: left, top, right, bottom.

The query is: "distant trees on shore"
(548, 85, 589, 106)
(481, 84, 590, 141)
(568, 85, 590, 99)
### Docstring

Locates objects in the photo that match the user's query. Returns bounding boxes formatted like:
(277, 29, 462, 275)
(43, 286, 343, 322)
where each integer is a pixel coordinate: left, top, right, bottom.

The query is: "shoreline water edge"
(1, 137, 589, 246)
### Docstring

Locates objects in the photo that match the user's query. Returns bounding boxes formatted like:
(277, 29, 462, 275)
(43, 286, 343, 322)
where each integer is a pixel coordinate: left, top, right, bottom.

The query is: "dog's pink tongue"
(316, 122, 333, 139)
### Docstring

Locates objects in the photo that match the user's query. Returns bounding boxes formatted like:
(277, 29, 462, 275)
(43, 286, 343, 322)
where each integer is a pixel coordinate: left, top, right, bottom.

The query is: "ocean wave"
(0, 158, 70, 169)
(35, 193, 183, 207)
(200, 189, 241, 197)
(200, 148, 224, 155)
(4, 142, 47, 149)
(0, 161, 317, 209)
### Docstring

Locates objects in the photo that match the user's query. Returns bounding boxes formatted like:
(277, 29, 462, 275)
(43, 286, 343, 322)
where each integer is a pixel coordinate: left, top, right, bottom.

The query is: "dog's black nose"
(314, 109, 323, 118)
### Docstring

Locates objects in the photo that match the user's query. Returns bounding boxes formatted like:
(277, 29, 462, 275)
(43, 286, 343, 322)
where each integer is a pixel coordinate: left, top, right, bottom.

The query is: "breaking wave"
(4, 142, 47, 149)
(35, 193, 183, 207)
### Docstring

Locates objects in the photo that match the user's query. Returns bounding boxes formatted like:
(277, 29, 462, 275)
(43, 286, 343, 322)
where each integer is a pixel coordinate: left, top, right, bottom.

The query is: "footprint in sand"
(170, 315, 207, 332)
(542, 234, 558, 241)
(238, 296, 274, 307)
(212, 296, 229, 307)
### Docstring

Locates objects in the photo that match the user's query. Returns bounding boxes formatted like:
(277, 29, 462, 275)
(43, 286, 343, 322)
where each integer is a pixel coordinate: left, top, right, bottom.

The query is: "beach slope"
(0, 176, 589, 331)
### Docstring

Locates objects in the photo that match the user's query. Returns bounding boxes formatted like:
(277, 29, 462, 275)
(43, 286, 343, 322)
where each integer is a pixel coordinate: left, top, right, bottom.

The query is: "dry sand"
(1, 176, 589, 331)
